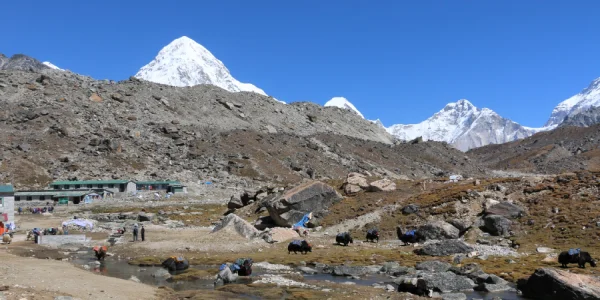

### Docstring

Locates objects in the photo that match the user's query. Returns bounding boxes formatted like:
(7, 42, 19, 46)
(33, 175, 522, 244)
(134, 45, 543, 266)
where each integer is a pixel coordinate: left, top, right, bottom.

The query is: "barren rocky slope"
(0, 67, 486, 190)
(468, 124, 600, 173)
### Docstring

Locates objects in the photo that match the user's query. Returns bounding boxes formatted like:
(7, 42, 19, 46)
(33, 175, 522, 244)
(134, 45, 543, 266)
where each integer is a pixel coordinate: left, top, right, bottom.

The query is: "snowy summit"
(135, 36, 268, 96)
(546, 77, 600, 127)
(324, 97, 365, 118)
(42, 61, 63, 71)
(387, 99, 547, 151)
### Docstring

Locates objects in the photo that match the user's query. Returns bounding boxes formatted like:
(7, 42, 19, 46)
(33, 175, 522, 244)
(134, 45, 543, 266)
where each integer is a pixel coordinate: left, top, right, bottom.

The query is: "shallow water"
(69, 249, 526, 299)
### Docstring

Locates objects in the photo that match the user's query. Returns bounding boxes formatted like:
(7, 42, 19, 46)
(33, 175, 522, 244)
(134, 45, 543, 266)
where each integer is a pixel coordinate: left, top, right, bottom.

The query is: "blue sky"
(2, 1, 600, 127)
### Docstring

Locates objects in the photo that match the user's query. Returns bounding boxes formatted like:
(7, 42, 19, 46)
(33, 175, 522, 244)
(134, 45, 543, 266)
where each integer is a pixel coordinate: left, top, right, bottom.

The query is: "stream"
(69, 249, 525, 299)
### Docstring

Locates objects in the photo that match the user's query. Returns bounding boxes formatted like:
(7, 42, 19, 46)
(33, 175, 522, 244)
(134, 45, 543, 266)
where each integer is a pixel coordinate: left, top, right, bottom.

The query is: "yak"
(366, 229, 379, 243)
(288, 240, 312, 254)
(336, 232, 353, 246)
(397, 227, 418, 245)
(235, 258, 254, 276)
(558, 249, 596, 268)
(162, 256, 190, 271)
(93, 246, 108, 261)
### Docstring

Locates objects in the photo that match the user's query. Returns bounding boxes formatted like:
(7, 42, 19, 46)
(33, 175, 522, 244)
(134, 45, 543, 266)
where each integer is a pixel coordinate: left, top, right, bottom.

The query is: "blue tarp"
(569, 248, 581, 255)
(291, 240, 302, 246)
(405, 230, 416, 237)
(219, 263, 228, 271)
(293, 213, 311, 228)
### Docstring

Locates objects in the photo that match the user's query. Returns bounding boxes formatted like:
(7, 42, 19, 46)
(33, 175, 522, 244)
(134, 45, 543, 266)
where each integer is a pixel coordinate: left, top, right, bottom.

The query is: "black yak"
(93, 246, 108, 261)
(398, 228, 418, 245)
(235, 258, 253, 276)
(288, 240, 312, 254)
(558, 249, 596, 268)
(366, 229, 379, 243)
(336, 232, 353, 246)
(162, 256, 190, 271)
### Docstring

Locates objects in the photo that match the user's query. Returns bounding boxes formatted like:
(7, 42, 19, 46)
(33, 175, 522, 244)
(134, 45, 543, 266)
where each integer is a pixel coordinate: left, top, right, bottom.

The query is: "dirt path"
(0, 251, 158, 300)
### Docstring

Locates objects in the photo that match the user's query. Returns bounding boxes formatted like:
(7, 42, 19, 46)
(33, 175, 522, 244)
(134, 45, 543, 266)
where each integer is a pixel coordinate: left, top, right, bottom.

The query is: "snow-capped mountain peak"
(387, 99, 546, 151)
(324, 97, 365, 118)
(135, 36, 268, 96)
(42, 61, 63, 71)
(546, 77, 600, 126)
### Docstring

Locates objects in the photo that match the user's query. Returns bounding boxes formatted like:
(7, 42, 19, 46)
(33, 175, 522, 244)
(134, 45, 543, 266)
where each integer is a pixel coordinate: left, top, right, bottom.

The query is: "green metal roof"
(15, 190, 92, 197)
(135, 181, 181, 185)
(50, 180, 130, 186)
(0, 185, 14, 193)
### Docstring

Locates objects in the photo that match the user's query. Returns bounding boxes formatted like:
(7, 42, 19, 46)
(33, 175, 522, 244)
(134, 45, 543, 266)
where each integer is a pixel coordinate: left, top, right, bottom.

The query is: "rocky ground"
(4, 171, 600, 299)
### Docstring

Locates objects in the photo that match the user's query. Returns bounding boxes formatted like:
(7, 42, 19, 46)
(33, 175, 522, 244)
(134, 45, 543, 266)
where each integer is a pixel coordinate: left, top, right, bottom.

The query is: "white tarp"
(62, 219, 94, 229)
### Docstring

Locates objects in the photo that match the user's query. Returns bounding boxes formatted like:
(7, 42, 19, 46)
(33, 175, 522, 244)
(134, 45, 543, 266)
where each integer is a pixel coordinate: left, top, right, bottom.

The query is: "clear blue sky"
(3, 1, 600, 127)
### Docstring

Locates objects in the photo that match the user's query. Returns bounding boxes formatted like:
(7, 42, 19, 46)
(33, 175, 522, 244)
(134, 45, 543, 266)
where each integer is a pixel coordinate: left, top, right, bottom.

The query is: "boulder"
(227, 194, 244, 209)
(441, 293, 467, 300)
(265, 181, 343, 227)
(380, 261, 401, 273)
(343, 183, 361, 195)
(519, 268, 600, 300)
(211, 214, 263, 239)
(402, 204, 419, 215)
(447, 218, 473, 233)
(332, 265, 380, 277)
(298, 267, 318, 274)
(481, 215, 512, 236)
(137, 212, 155, 222)
(416, 271, 476, 293)
(417, 240, 474, 256)
(346, 173, 369, 189)
(486, 201, 525, 219)
(416, 261, 451, 272)
(449, 263, 487, 281)
(152, 268, 172, 280)
(368, 178, 396, 192)
(416, 221, 460, 240)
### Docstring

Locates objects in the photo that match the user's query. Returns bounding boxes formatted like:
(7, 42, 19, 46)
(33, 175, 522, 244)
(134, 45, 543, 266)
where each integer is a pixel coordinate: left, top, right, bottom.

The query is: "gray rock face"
(265, 181, 342, 227)
(561, 106, 600, 127)
(481, 215, 512, 236)
(415, 261, 451, 272)
(417, 221, 460, 241)
(485, 201, 525, 219)
(0, 54, 50, 72)
(417, 240, 474, 256)
(520, 267, 600, 300)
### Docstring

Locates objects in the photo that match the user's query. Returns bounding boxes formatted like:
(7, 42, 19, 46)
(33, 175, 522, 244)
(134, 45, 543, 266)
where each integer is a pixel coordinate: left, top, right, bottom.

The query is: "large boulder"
(331, 265, 380, 277)
(265, 181, 343, 227)
(346, 172, 369, 189)
(416, 271, 476, 294)
(343, 183, 361, 196)
(211, 214, 263, 239)
(416, 221, 460, 241)
(481, 215, 512, 236)
(415, 261, 452, 272)
(485, 201, 525, 219)
(227, 195, 244, 209)
(416, 240, 474, 256)
(519, 268, 600, 300)
(368, 178, 396, 192)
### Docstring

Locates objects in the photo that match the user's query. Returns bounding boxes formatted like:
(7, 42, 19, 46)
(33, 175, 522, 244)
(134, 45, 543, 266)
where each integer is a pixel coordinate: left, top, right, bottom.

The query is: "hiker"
(141, 225, 145, 242)
(18, 207, 22, 215)
(133, 224, 138, 242)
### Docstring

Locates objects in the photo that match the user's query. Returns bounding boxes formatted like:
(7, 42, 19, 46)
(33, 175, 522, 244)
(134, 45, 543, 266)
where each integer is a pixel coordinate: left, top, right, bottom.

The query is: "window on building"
(53, 185, 60, 190)
(14, 196, 20, 201)
(108, 184, 114, 188)
(40, 195, 45, 201)
(87, 184, 93, 188)
(75, 185, 80, 189)
(26, 196, 32, 201)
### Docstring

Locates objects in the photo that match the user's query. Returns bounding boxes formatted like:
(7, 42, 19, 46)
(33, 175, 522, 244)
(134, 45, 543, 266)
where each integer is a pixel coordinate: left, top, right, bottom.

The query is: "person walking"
(141, 225, 145, 242)
(133, 224, 138, 242)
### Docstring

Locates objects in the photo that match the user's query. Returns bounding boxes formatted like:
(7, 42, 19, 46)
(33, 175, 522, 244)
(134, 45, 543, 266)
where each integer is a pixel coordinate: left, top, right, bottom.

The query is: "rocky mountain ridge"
(0, 66, 487, 191)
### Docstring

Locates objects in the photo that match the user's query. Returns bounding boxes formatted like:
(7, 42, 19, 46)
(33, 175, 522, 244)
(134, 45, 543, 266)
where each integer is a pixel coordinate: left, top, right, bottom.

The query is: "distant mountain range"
(5, 36, 600, 151)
